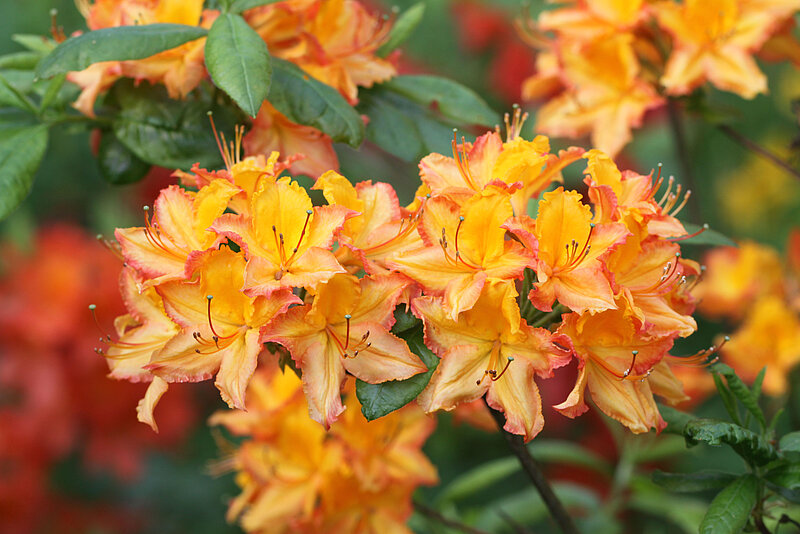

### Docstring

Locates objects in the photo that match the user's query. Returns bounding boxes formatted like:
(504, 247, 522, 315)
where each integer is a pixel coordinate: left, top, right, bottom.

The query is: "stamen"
(670, 190, 692, 217)
(622, 351, 639, 379)
(343, 315, 352, 350)
(668, 223, 709, 242)
(667, 336, 729, 367)
(289, 210, 313, 258)
(491, 356, 515, 381)
(658, 176, 675, 206)
(563, 224, 594, 270)
(452, 130, 479, 190)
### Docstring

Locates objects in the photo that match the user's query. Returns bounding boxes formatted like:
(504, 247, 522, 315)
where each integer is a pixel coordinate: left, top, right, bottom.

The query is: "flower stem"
(412, 500, 490, 534)
(717, 123, 800, 182)
(484, 400, 580, 534)
(666, 98, 701, 221)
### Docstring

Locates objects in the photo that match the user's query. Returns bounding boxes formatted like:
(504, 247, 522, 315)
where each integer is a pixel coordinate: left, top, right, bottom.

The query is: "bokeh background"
(1, 1, 799, 533)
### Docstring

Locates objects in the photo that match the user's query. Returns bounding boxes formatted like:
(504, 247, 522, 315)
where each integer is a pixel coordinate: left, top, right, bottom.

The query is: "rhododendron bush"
(1, 1, 800, 533)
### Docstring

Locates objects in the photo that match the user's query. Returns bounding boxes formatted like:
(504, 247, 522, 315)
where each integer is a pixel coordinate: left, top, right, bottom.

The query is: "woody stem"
(717, 123, 800, 182)
(666, 98, 700, 221)
(484, 400, 580, 534)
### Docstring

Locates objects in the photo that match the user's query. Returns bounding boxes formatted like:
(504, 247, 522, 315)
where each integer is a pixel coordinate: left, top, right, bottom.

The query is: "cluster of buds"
(69, 0, 396, 176)
(99, 108, 717, 441)
(210, 368, 437, 533)
(696, 232, 800, 396)
(519, 0, 800, 155)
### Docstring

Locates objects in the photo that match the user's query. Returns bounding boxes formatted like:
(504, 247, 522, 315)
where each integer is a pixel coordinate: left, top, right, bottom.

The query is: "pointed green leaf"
(356, 327, 438, 420)
(229, 0, 281, 13)
(713, 362, 766, 430)
(766, 462, 800, 503)
(38, 74, 66, 113)
(752, 367, 766, 401)
(0, 72, 37, 114)
(659, 404, 697, 435)
(109, 80, 234, 170)
(699, 475, 757, 534)
(677, 222, 737, 247)
(684, 419, 778, 465)
(12, 34, 56, 54)
(391, 306, 421, 335)
(0, 51, 42, 70)
(653, 470, 738, 492)
(713, 372, 742, 426)
(0, 123, 48, 220)
(780, 432, 800, 455)
(269, 58, 364, 147)
(377, 3, 425, 57)
(205, 13, 271, 117)
(37, 24, 208, 78)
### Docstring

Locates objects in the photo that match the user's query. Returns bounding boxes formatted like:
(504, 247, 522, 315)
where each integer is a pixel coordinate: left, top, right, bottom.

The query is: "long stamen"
(452, 130, 479, 190)
(670, 189, 692, 217)
(650, 163, 664, 197)
(658, 176, 675, 206)
(208, 112, 231, 172)
(668, 223, 709, 242)
(667, 336, 729, 367)
(96, 234, 124, 261)
(454, 216, 467, 264)
(343, 315, 352, 351)
(563, 223, 594, 270)
(491, 356, 515, 381)
(622, 350, 639, 379)
(288, 210, 313, 260)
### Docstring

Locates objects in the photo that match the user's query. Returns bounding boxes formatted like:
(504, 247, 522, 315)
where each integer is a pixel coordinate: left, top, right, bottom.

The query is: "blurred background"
(1, 1, 799, 533)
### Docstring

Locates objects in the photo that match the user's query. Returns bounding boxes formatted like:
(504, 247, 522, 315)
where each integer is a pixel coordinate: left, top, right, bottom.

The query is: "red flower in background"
(0, 225, 197, 533)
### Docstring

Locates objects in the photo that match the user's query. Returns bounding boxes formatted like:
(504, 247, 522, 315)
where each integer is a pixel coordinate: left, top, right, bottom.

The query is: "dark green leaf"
(659, 404, 697, 435)
(269, 58, 364, 147)
(36, 24, 208, 78)
(377, 3, 425, 57)
(0, 124, 48, 220)
(699, 475, 757, 534)
(109, 80, 234, 170)
(381, 75, 498, 127)
(438, 457, 519, 503)
(229, 0, 281, 13)
(678, 222, 737, 247)
(684, 419, 778, 465)
(0, 72, 37, 114)
(12, 34, 56, 54)
(713, 362, 766, 430)
(97, 131, 151, 185)
(653, 470, 738, 493)
(205, 13, 271, 118)
(766, 463, 800, 503)
(356, 328, 438, 420)
(527, 440, 611, 474)
(391, 306, 420, 335)
(0, 51, 42, 70)
(38, 74, 66, 113)
(751, 367, 766, 401)
(713, 372, 742, 426)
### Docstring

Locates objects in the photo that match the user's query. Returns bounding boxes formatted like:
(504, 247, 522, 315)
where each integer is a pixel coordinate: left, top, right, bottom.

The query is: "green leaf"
(713, 362, 766, 430)
(678, 222, 737, 247)
(0, 72, 38, 114)
(356, 327, 438, 420)
(0, 124, 49, 220)
(780, 432, 800, 455)
(269, 58, 364, 147)
(659, 404, 697, 435)
(751, 367, 766, 401)
(699, 475, 758, 534)
(36, 24, 208, 78)
(713, 372, 742, 426)
(527, 440, 611, 475)
(38, 74, 66, 113)
(97, 131, 151, 185)
(0, 51, 42, 70)
(629, 479, 709, 534)
(391, 306, 420, 335)
(766, 463, 800, 503)
(109, 80, 234, 170)
(684, 419, 778, 465)
(381, 75, 498, 127)
(652, 470, 738, 492)
(228, 0, 281, 13)
(12, 34, 56, 54)
(377, 3, 425, 57)
(205, 13, 271, 118)
(437, 457, 519, 503)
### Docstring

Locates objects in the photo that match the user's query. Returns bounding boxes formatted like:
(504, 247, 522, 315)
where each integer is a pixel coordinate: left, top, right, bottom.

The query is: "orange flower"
(555, 300, 679, 433)
(389, 187, 533, 320)
(146, 248, 298, 411)
(654, 0, 797, 98)
(243, 102, 339, 179)
(211, 177, 352, 296)
(70, 0, 213, 116)
(313, 171, 423, 274)
(413, 282, 572, 441)
(115, 180, 239, 287)
(261, 273, 426, 427)
(523, 187, 629, 314)
(721, 295, 800, 395)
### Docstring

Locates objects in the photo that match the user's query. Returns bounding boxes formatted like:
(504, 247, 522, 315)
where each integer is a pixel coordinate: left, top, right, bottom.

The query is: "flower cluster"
(103, 109, 712, 441)
(210, 367, 437, 533)
(696, 232, 800, 395)
(519, 0, 800, 155)
(69, 0, 395, 176)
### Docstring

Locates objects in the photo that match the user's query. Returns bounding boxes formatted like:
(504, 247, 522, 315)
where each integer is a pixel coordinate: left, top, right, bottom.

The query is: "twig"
(413, 500, 490, 534)
(484, 399, 580, 534)
(717, 124, 800, 182)
(665, 98, 701, 221)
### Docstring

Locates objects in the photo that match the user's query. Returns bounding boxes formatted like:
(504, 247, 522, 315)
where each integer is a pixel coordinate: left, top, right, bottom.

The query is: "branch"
(413, 500, 490, 534)
(484, 400, 580, 534)
(717, 124, 800, 182)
